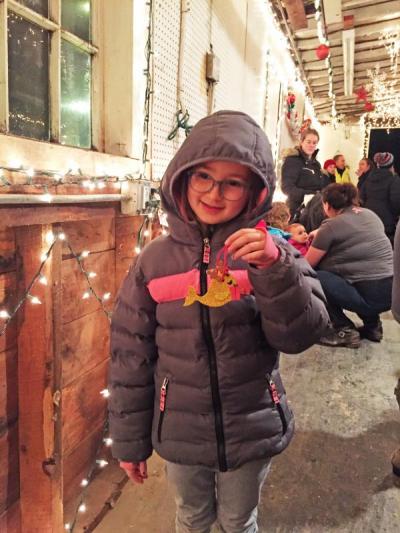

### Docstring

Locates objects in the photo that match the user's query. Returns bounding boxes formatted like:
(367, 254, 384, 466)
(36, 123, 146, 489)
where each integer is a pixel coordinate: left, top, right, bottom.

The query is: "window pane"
(61, 40, 91, 148)
(8, 12, 50, 141)
(62, 0, 91, 42)
(18, 0, 49, 17)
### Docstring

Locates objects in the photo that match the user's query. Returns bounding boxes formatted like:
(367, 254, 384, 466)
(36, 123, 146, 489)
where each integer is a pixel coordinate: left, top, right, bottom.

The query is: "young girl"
(287, 223, 310, 256)
(109, 111, 329, 533)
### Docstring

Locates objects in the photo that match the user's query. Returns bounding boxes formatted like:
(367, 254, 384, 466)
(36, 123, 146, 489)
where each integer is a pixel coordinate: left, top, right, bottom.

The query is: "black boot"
(358, 318, 383, 342)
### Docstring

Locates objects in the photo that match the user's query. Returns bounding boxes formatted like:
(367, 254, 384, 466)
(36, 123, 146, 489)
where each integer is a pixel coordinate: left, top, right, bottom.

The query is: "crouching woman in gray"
(108, 111, 329, 533)
(306, 183, 393, 349)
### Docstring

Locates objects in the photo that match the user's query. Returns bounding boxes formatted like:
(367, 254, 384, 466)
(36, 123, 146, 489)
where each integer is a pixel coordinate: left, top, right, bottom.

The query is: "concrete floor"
(95, 312, 400, 533)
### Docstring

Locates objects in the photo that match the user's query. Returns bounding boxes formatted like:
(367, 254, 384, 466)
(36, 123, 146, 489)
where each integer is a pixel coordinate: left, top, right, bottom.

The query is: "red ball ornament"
(315, 44, 330, 60)
(364, 101, 375, 112)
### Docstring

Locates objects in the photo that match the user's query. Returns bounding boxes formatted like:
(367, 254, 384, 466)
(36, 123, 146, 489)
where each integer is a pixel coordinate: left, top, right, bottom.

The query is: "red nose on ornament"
(315, 44, 330, 60)
(364, 101, 375, 112)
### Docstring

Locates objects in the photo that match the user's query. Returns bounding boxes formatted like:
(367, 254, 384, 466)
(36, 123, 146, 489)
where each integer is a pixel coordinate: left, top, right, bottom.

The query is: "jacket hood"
(282, 146, 319, 162)
(160, 110, 276, 244)
(369, 168, 395, 182)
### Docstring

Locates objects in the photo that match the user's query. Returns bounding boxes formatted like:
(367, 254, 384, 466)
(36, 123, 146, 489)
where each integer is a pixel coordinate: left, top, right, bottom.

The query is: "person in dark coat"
(281, 128, 326, 221)
(359, 152, 400, 243)
(356, 157, 374, 198)
(108, 111, 329, 533)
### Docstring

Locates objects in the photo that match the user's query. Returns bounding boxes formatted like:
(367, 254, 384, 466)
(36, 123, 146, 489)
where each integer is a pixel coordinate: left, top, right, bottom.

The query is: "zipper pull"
(160, 378, 169, 412)
(267, 376, 280, 405)
(202, 238, 211, 265)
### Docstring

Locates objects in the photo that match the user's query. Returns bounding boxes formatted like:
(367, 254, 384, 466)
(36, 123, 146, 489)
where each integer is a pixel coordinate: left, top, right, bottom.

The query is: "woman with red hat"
(322, 159, 337, 186)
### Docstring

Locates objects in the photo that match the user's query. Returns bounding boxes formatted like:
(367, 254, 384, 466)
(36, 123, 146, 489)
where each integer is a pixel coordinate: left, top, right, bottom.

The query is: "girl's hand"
(120, 461, 148, 484)
(308, 229, 319, 242)
(225, 228, 279, 269)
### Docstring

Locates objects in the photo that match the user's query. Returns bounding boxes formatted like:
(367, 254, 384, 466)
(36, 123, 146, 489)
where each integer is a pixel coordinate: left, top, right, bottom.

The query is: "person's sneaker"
(318, 326, 361, 348)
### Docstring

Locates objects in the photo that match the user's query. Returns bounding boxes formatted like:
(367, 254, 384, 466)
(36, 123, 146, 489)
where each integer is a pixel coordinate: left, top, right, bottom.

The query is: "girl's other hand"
(120, 461, 148, 484)
(225, 227, 279, 269)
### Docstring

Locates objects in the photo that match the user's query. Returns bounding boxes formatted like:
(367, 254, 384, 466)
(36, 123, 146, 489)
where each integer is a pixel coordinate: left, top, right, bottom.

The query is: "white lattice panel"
(152, 0, 181, 181)
(180, 0, 210, 125)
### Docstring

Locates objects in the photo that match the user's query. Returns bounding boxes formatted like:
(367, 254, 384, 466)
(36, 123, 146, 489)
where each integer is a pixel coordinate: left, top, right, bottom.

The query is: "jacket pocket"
(266, 374, 288, 436)
(157, 377, 169, 443)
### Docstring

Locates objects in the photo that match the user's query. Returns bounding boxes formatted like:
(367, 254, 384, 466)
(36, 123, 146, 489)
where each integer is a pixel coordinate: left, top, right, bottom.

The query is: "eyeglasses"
(188, 171, 250, 201)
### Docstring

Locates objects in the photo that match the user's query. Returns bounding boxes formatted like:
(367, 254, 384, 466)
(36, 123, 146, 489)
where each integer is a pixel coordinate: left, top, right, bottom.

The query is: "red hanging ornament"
(315, 44, 330, 60)
(354, 86, 369, 103)
(364, 101, 375, 112)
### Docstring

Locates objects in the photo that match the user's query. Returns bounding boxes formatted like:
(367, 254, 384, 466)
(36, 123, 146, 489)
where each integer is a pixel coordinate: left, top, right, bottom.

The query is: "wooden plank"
(0, 499, 21, 533)
(0, 204, 119, 229)
(285, 0, 307, 30)
(61, 218, 115, 258)
(62, 360, 108, 455)
(62, 250, 115, 324)
(0, 348, 18, 434)
(15, 225, 63, 532)
(0, 229, 16, 274)
(0, 424, 19, 515)
(63, 425, 104, 504)
(62, 309, 110, 388)
(0, 273, 17, 353)
(115, 216, 143, 290)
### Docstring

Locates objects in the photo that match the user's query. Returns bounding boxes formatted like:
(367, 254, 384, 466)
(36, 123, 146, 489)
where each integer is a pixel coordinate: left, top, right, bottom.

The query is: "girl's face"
(300, 134, 319, 156)
(291, 225, 308, 244)
(358, 159, 369, 175)
(326, 163, 336, 175)
(187, 160, 254, 225)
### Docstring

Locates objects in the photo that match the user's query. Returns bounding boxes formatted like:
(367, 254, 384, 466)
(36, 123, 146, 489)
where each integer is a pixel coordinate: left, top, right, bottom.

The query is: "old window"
(2, 0, 97, 148)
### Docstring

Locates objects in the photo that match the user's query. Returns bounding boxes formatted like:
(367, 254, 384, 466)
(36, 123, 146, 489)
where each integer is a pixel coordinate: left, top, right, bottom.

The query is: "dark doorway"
(368, 128, 400, 174)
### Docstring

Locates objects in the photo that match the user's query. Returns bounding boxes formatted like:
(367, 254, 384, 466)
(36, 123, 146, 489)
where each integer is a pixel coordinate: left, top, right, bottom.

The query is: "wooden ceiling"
(272, 0, 400, 122)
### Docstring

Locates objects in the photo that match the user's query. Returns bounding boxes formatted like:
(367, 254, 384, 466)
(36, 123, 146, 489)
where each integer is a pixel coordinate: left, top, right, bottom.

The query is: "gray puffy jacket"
(109, 111, 329, 471)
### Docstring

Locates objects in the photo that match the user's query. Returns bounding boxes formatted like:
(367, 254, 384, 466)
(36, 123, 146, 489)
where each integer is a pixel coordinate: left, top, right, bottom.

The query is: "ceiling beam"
(294, 15, 400, 41)
(284, 0, 308, 30)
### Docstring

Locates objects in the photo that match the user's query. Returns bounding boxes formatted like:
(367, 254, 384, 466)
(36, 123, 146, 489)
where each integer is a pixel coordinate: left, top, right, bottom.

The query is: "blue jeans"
(166, 458, 271, 533)
(316, 271, 393, 328)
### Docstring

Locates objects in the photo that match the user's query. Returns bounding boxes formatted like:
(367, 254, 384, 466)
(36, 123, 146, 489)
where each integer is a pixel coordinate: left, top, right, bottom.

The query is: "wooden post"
(16, 225, 63, 532)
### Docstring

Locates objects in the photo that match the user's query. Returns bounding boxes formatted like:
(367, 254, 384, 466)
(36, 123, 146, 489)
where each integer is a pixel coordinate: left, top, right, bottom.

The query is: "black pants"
(317, 271, 393, 328)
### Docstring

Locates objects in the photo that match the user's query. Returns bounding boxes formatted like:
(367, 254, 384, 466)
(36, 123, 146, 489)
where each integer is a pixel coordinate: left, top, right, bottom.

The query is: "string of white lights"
(314, 0, 338, 127)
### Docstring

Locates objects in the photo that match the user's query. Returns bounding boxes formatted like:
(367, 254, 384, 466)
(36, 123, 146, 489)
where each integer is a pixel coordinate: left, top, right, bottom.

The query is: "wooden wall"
(0, 228, 19, 528)
(0, 211, 143, 531)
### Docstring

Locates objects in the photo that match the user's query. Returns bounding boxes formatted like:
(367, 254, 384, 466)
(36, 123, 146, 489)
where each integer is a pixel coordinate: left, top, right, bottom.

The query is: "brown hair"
(322, 183, 359, 210)
(265, 202, 290, 230)
(333, 154, 344, 162)
(300, 128, 320, 142)
(360, 157, 375, 170)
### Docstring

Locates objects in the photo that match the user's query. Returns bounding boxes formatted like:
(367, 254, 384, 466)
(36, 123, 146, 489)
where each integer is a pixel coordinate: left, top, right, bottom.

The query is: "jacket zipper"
(200, 237, 227, 471)
(157, 377, 169, 442)
(266, 374, 288, 435)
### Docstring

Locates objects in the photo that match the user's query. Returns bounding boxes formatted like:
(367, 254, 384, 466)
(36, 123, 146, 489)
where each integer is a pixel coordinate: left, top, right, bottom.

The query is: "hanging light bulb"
(29, 295, 42, 305)
(143, 230, 150, 237)
(39, 275, 48, 285)
(58, 232, 66, 241)
(134, 246, 141, 254)
(0, 309, 10, 319)
(80, 250, 90, 259)
(96, 459, 109, 468)
(80, 478, 89, 487)
(103, 292, 111, 301)
(82, 291, 91, 300)
(78, 503, 87, 513)
(40, 252, 48, 262)
(104, 437, 113, 446)
(100, 388, 110, 398)
(45, 230, 55, 245)
(88, 272, 97, 279)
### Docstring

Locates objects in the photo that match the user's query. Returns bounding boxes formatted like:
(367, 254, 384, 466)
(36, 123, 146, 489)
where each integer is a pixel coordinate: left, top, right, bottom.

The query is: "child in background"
(265, 201, 291, 239)
(287, 223, 310, 256)
(108, 111, 329, 533)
